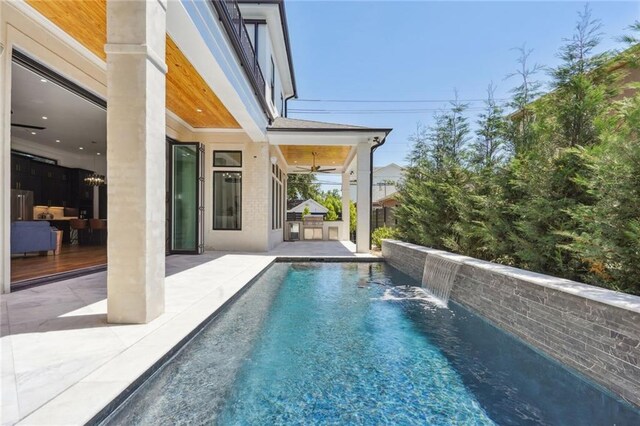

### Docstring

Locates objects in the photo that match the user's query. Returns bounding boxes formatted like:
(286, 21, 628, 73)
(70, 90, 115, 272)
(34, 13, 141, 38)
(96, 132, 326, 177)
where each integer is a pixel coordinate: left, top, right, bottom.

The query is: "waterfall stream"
(421, 254, 461, 305)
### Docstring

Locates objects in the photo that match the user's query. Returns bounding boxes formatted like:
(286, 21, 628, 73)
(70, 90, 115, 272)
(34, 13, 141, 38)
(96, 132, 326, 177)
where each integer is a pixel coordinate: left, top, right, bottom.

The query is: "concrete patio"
(267, 240, 377, 257)
(0, 241, 374, 425)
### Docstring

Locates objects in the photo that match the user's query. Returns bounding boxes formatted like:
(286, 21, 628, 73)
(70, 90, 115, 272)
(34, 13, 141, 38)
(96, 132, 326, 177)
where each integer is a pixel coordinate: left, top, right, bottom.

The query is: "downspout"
(369, 136, 386, 249)
(283, 93, 296, 117)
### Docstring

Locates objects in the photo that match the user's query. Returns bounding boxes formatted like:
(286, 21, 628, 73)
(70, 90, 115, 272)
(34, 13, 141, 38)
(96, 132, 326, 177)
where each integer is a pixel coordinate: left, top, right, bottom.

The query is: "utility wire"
(290, 107, 490, 112)
(291, 98, 510, 103)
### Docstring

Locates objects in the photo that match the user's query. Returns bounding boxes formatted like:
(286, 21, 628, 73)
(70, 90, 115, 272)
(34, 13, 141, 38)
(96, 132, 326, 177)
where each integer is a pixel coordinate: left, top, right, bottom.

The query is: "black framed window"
(272, 163, 284, 230)
(213, 171, 242, 230)
(213, 151, 242, 167)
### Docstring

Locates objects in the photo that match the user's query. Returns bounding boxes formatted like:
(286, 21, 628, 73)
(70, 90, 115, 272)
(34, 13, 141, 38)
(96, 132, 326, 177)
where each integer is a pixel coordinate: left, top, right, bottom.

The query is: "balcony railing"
(210, 0, 271, 120)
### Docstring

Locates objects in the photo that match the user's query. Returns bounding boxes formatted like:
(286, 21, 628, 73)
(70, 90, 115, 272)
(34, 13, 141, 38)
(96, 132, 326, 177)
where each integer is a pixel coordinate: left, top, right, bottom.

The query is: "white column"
(0, 37, 10, 294)
(355, 142, 371, 253)
(106, 0, 168, 323)
(341, 172, 350, 241)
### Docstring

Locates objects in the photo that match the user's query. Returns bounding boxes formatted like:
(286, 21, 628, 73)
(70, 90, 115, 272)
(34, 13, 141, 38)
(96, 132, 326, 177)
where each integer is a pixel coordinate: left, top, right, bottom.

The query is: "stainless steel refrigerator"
(11, 189, 34, 221)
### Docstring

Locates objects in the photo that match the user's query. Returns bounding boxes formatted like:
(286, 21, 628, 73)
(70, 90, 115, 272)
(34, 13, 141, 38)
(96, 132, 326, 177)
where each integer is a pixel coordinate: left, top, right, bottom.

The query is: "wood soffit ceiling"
(25, 0, 240, 129)
(279, 146, 352, 167)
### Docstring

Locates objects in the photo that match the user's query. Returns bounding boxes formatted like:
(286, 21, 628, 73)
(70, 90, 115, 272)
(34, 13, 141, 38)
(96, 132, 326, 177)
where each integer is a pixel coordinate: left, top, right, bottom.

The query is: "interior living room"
(9, 51, 107, 288)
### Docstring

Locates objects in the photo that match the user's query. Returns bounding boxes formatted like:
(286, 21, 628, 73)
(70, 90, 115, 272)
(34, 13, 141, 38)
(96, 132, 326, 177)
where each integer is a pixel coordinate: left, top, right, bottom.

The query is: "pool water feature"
(103, 263, 640, 425)
(421, 254, 461, 304)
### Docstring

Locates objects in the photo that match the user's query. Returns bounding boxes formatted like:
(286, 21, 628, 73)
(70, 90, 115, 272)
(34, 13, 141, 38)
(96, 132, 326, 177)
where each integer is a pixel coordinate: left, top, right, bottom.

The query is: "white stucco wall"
(200, 140, 271, 252)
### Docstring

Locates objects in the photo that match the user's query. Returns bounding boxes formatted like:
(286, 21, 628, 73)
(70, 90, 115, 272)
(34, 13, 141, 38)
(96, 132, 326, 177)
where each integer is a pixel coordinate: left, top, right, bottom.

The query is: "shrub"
(371, 226, 398, 249)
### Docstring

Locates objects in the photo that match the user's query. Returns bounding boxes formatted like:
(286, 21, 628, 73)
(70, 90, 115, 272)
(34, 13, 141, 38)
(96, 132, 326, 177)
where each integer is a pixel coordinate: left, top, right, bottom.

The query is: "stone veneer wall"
(382, 239, 640, 408)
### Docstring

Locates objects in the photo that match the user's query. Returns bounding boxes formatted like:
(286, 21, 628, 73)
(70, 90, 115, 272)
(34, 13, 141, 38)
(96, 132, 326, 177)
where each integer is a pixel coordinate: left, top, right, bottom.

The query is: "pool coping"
(384, 240, 640, 315)
(275, 256, 384, 263)
(85, 259, 276, 425)
(14, 256, 386, 426)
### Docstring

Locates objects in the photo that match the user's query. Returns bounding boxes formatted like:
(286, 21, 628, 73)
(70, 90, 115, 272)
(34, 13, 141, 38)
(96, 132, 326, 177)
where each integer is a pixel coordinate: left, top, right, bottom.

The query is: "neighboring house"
(287, 199, 327, 216)
(0, 0, 392, 324)
(510, 44, 640, 121)
(350, 163, 404, 202)
(351, 163, 404, 230)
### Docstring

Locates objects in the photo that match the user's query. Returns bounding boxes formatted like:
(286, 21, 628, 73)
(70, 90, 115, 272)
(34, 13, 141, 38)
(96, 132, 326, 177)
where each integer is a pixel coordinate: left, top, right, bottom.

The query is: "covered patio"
(268, 117, 391, 253)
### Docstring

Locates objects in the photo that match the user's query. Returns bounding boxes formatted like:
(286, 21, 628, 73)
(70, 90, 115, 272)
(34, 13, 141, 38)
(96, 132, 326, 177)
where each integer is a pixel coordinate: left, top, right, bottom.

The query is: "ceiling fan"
(11, 110, 46, 131)
(296, 152, 336, 174)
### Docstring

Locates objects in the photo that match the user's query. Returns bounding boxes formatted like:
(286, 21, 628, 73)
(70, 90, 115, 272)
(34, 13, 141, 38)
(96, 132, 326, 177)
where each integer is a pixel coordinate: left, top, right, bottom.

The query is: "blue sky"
(284, 1, 639, 172)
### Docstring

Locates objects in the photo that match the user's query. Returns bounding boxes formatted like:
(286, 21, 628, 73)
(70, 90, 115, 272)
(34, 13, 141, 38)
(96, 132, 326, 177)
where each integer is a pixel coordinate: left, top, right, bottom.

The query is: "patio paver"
(1, 241, 371, 425)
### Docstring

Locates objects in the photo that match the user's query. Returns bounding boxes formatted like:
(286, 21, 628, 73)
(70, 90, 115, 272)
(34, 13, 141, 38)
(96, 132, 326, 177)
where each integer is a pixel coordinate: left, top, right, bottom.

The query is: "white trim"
(166, 109, 246, 136)
(192, 127, 245, 134)
(343, 146, 357, 171)
(1, 29, 11, 294)
(269, 131, 382, 146)
(104, 43, 168, 75)
(238, 3, 295, 99)
(273, 145, 287, 166)
(11, 0, 106, 71)
(167, 0, 268, 142)
(166, 109, 196, 132)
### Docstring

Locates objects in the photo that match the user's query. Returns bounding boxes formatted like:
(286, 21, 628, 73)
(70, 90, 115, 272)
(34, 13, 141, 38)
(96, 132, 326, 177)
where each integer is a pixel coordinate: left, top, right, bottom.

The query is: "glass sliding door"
(169, 141, 204, 254)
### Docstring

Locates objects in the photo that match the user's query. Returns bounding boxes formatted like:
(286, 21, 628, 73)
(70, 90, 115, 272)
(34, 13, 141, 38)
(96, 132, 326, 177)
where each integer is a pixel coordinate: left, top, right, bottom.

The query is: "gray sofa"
(11, 221, 58, 254)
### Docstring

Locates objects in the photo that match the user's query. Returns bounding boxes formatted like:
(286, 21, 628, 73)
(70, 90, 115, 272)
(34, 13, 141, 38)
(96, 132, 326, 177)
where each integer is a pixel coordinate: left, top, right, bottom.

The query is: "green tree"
(394, 7, 639, 295)
(565, 22, 640, 293)
(506, 45, 544, 155)
(287, 173, 320, 201)
(470, 83, 508, 170)
(325, 204, 339, 221)
(395, 98, 475, 254)
(549, 4, 618, 148)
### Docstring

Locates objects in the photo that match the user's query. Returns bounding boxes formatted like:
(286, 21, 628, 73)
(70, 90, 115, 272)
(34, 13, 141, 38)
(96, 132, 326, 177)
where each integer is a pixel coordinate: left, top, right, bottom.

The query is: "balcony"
(211, 0, 271, 120)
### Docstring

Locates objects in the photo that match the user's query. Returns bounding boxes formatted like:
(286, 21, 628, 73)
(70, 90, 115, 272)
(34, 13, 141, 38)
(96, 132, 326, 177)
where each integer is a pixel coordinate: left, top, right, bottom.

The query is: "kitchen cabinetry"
(10, 154, 94, 216)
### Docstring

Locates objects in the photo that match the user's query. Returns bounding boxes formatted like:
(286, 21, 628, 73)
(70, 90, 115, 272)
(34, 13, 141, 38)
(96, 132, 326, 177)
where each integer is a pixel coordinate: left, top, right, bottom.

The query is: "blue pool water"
(104, 263, 640, 425)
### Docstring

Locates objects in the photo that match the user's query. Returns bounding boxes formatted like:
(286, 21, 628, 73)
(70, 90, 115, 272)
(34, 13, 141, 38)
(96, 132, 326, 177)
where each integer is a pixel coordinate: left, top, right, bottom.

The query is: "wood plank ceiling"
(279, 145, 352, 167)
(25, 0, 240, 129)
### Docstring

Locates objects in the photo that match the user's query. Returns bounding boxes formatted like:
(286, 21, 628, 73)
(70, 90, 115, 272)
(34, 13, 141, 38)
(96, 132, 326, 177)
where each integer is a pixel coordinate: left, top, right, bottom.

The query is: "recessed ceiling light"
(40, 78, 47, 83)
(97, 152, 101, 156)
(79, 147, 84, 150)
(42, 116, 48, 120)
(31, 131, 36, 135)
(55, 139, 60, 143)
(196, 108, 203, 113)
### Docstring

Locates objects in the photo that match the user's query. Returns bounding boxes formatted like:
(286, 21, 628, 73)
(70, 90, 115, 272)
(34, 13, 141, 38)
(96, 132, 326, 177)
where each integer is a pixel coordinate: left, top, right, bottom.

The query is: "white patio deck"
(0, 241, 375, 425)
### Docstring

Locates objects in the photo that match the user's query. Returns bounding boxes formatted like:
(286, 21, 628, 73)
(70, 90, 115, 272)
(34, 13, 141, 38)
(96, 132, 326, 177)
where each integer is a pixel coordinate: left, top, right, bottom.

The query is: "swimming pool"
(103, 262, 640, 425)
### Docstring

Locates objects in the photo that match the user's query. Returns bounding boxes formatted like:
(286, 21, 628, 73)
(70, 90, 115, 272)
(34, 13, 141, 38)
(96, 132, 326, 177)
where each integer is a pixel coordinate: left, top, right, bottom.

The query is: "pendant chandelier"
(84, 152, 106, 186)
(84, 172, 105, 186)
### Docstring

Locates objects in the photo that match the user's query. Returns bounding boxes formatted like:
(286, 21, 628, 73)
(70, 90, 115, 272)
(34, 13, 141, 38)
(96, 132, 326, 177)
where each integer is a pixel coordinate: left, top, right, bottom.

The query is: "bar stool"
(89, 219, 108, 245)
(69, 219, 88, 245)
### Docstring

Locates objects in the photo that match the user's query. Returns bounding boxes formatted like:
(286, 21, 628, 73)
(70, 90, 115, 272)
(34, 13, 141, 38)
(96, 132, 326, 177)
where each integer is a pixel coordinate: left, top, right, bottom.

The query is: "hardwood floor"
(11, 244, 107, 284)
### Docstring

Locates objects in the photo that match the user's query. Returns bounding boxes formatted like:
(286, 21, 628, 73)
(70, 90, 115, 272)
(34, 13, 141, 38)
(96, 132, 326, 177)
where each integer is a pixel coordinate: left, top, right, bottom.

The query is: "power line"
(291, 98, 510, 103)
(290, 107, 489, 112)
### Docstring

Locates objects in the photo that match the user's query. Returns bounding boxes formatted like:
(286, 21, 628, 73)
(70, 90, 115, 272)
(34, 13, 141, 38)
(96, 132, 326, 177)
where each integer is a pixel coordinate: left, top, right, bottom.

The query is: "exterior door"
(168, 140, 204, 254)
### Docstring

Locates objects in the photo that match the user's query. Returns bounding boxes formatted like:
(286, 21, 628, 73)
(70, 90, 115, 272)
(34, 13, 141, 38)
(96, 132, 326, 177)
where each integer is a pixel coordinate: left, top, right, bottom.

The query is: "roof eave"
(268, 127, 393, 135)
(238, 0, 297, 97)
